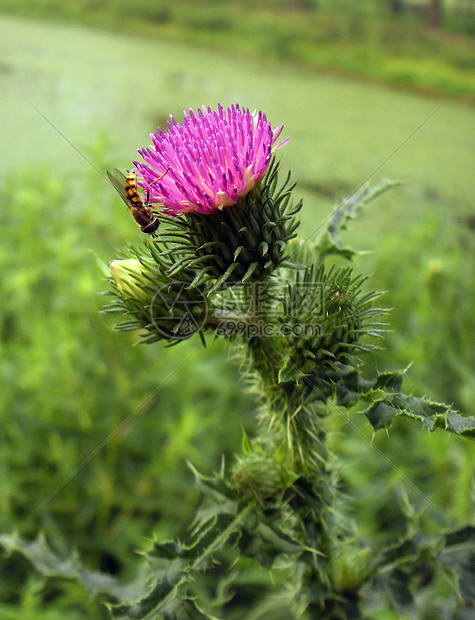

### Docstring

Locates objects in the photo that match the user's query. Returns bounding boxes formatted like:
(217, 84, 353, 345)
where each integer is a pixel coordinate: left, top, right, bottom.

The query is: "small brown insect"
(107, 168, 169, 237)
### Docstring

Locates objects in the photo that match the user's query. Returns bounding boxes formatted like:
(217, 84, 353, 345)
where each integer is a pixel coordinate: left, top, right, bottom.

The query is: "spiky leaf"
(369, 527, 475, 614)
(315, 179, 401, 261)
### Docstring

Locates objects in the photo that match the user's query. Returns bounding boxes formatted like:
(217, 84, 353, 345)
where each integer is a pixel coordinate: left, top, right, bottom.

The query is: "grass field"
(0, 11, 474, 618)
(0, 0, 474, 103)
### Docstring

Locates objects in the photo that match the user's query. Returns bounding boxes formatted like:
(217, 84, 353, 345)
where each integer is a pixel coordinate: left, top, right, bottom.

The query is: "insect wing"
(107, 168, 131, 207)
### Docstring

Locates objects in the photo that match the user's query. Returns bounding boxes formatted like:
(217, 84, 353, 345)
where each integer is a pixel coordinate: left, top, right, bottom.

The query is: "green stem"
(237, 275, 350, 609)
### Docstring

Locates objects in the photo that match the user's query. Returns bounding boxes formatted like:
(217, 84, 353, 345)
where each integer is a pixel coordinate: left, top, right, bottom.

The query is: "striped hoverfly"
(107, 168, 169, 237)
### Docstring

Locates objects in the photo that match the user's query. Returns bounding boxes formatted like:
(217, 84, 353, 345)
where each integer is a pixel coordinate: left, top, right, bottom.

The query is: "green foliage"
(367, 526, 475, 617)
(0, 0, 474, 102)
(2, 479, 473, 618)
(317, 365, 475, 438)
(0, 167, 254, 616)
(0, 532, 148, 604)
(368, 206, 475, 415)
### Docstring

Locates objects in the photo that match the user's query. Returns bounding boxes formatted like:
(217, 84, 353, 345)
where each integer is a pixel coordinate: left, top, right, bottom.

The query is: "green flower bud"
(106, 250, 210, 345)
(233, 451, 285, 501)
(110, 259, 150, 300)
(330, 545, 373, 592)
(278, 264, 386, 378)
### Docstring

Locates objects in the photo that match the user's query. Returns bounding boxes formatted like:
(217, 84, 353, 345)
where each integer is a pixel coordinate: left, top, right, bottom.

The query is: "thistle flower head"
(134, 104, 290, 215)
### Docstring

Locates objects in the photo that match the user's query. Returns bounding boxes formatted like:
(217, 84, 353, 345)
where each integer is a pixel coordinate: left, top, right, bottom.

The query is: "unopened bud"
(110, 259, 148, 299)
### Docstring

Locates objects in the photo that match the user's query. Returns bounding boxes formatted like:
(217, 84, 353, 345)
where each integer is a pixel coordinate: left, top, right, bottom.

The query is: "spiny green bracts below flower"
(158, 157, 302, 289)
(106, 250, 210, 345)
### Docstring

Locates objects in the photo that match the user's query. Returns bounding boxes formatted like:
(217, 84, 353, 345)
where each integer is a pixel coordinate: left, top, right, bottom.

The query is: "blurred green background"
(0, 1, 474, 617)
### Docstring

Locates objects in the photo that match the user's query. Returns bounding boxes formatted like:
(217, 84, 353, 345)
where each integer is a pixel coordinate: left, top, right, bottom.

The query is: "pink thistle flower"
(133, 104, 290, 216)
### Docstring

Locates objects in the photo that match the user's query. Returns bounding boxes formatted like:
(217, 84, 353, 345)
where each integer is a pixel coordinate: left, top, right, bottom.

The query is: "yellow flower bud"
(110, 259, 148, 300)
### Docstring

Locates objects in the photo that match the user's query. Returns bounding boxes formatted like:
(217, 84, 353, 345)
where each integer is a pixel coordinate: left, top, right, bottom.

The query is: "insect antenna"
(145, 166, 171, 205)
